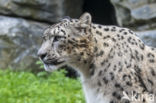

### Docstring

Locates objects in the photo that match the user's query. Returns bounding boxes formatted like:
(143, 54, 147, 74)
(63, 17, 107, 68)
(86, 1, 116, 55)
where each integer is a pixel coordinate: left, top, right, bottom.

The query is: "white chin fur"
(44, 64, 58, 72)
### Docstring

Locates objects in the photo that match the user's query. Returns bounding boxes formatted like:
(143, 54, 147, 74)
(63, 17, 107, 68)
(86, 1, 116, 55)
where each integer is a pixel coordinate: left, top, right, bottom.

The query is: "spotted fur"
(38, 13, 156, 103)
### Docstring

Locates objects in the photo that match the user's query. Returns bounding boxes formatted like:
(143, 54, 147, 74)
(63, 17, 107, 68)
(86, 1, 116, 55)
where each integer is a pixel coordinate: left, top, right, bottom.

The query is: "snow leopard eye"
(53, 36, 62, 42)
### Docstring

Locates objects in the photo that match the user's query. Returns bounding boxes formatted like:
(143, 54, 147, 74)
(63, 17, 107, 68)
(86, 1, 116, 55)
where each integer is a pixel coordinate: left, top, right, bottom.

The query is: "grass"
(0, 69, 85, 103)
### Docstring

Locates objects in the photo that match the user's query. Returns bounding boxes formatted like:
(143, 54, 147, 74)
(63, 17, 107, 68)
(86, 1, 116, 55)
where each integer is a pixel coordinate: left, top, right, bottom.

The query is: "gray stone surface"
(0, 0, 83, 23)
(137, 30, 156, 47)
(111, 0, 156, 30)
(131, 4, 156, 20)
(0, 15, 48, 69)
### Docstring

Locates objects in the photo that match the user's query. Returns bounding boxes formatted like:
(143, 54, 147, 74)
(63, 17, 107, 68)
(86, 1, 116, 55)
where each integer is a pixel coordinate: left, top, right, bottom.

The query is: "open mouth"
(43, 59, 64, 65)
(42, 59, 65, 71)
(49, 61, 64, 65)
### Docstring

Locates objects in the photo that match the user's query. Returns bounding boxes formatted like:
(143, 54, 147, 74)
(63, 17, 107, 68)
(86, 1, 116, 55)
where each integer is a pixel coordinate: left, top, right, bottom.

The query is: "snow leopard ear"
(79, 12, 92, 28)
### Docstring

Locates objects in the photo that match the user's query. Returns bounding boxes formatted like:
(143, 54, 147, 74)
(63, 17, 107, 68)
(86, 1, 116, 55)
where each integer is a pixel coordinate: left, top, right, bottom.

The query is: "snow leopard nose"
(37, 51, 47, 60)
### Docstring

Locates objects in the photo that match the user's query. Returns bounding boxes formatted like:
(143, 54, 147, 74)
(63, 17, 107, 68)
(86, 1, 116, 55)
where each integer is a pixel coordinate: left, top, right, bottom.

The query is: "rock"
(111, 0, 156, 30)
(136, 30, 156, 47)
(0, 0, 83, 23)
(131, 4, 156, 21)
(0, 15, 48, 69)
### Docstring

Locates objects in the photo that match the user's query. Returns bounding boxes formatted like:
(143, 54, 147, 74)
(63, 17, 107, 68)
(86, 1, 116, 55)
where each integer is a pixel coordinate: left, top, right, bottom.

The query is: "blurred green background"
(0, 68, 85, 103)
(0, 0, 156, 103)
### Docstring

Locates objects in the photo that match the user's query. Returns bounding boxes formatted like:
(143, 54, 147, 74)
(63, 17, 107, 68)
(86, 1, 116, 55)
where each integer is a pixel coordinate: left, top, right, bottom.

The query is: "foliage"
(36, 60, 44, 69)
(0, 69, 85, 103)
